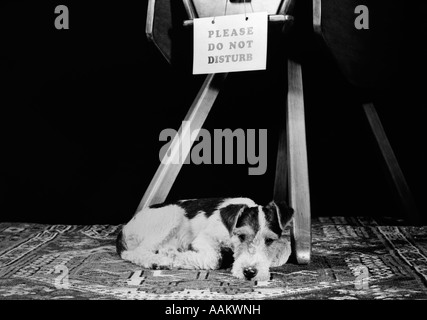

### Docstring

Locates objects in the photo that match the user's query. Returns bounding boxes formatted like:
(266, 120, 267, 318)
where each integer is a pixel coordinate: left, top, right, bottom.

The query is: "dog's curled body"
(117, 197, 294, 280)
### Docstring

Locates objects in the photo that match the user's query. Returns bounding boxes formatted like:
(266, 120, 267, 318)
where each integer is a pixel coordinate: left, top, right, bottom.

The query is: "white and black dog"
(116, 197, 294, 281)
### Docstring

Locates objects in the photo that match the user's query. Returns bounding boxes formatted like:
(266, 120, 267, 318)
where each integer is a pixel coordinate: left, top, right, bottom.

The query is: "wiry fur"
(117, 197, 294, 281)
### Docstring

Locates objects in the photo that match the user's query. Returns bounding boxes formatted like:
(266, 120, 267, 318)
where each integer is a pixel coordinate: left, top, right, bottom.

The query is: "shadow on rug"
(1, 217, 426, 300)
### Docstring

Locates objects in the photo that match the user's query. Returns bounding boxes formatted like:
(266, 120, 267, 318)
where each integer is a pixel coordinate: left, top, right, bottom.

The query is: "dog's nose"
(243, 267, 258, 280)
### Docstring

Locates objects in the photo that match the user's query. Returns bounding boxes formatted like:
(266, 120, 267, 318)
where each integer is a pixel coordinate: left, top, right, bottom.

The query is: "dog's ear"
(219, 204, 247, 234)
(266, 200, 294, 232)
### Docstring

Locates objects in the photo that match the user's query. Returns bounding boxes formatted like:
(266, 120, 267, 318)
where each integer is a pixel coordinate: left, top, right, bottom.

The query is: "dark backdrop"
(0, 1, 425, 224)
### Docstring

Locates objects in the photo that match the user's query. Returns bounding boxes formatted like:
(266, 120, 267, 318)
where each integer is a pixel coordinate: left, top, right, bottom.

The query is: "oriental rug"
(1, 217, 426, 300)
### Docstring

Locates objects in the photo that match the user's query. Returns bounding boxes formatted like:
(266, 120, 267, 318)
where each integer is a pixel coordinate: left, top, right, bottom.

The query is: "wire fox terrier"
(116, 197, 294, 281)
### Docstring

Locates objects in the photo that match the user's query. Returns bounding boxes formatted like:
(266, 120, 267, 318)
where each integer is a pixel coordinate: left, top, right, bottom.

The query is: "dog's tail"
(116, 227, 128, 257)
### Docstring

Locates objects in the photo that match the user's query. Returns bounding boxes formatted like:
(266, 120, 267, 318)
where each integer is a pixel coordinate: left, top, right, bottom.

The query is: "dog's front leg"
(121, 246, 163, 269)
(169, 235, 221, 270)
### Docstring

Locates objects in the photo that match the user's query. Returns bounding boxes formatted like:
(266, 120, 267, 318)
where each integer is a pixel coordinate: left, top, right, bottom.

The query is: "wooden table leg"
(287, 59, 311, 264)
(363, 103, 420, 224)
(135, 73, 227, 213)
(273, 109, 289, 202)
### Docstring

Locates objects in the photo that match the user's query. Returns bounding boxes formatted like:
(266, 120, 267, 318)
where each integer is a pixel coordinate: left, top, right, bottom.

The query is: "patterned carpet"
(1, 217, 427, 300)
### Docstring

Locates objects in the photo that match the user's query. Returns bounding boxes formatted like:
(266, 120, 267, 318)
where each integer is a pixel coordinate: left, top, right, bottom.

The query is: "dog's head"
(221, 200, 294, 281)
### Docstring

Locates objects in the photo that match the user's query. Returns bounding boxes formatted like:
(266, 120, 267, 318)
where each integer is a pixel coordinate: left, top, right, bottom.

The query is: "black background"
(0, 1, 425, 224)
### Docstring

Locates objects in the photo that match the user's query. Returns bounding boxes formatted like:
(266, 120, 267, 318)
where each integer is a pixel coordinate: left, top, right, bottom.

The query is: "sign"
(193, 12, 268, 74)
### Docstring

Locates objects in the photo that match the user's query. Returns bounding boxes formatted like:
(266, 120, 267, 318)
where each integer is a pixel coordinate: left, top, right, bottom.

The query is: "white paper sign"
(193, 12, 268, 74)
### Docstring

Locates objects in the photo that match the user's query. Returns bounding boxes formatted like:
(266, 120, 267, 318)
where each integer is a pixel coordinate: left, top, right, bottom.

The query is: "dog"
(116, 197, 294, 281)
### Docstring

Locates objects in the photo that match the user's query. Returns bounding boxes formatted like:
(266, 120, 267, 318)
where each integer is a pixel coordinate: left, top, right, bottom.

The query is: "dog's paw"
(156, 256, 174, 270)
(158, 247, 179, 259)
(156, 264, 172, 270)
(151, 263, 171, 270)
(141, 261, 161, 269)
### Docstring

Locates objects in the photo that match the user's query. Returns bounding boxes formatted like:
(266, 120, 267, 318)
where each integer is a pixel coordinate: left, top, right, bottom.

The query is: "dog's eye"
(265, 238, 275, 246)
(238, 234, 246, 242)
